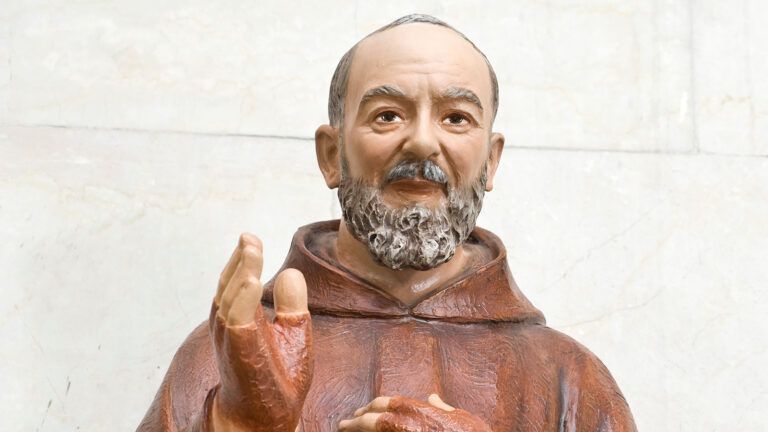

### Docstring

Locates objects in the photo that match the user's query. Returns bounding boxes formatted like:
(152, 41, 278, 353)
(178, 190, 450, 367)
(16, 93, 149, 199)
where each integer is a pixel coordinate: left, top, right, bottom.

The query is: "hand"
(210, 233, 312, 432)
(338, 394, 492, 432)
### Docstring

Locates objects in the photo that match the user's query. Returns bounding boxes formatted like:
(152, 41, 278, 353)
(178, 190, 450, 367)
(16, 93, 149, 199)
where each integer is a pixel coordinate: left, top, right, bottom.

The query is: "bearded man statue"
(138, 14, 637, 432)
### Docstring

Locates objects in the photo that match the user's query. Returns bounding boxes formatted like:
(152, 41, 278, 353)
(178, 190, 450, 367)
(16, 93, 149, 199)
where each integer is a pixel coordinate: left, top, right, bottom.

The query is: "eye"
(443, 113, 470, 126)
(376, 111, 402, 123)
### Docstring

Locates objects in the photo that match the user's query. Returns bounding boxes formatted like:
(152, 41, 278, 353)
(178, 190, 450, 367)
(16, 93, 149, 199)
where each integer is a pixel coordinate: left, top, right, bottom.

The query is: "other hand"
(338, 394, 492, 432)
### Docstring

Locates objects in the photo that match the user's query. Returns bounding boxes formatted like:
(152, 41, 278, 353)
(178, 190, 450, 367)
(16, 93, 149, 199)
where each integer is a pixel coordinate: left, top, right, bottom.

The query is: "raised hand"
(210, 233, 312, 432)
(339, 394, 492, 432)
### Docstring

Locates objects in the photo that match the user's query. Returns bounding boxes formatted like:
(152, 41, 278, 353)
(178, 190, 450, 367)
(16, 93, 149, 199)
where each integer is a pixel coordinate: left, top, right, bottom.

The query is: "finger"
(239, 234, 264, 280)
(338, 412, 381, 431)
(226, 276, 263, 326)
(216, 245, 241, 304)
(386, 396, 433, 414)
(238, 232, 262, 249)
(270, 269, 312, 390)
(215, 234, 262, 304)
(354, 396, 392, 417)
(427, 394, 455, 412)
(219, 245, 263, 319)
(274, 268, 309, 316)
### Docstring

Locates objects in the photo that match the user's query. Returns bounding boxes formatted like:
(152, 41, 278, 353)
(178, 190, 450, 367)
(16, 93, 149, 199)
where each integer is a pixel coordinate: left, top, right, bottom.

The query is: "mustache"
(385, 160, 448, 185)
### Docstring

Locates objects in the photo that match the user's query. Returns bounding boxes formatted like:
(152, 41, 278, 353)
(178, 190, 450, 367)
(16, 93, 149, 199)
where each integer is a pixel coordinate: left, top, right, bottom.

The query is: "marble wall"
(1, 1, 766, 430)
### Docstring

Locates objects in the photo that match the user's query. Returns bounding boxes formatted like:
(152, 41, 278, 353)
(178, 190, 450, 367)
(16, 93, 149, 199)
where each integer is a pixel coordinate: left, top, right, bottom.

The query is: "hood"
(263, 220, 545, 324)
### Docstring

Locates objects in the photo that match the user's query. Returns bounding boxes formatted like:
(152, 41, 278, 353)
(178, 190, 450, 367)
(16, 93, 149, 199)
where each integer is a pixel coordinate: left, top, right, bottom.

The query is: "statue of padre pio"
(138, 14, 637, 432)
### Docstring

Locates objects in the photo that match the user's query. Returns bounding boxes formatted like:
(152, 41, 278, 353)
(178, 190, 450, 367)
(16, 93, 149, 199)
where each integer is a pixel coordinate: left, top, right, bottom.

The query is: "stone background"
(1, 1, 766, 430)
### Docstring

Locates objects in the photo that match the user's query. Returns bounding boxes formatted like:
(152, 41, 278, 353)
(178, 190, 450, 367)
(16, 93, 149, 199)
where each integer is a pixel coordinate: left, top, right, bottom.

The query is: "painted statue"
(138, 14, 637, 432)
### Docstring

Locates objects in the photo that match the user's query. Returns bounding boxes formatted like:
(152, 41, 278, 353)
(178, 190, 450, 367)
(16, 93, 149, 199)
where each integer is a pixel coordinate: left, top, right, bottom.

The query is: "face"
(341, 23, 501, 208)
(316, 23, 504, 269)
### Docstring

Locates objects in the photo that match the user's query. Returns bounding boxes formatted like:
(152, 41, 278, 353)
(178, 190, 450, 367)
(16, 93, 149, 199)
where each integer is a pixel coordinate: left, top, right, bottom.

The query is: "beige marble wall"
(1, 1, 766, 431)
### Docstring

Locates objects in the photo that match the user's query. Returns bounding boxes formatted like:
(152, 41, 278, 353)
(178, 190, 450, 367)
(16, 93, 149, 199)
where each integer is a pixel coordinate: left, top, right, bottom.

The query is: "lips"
(388, 178, 446, 195)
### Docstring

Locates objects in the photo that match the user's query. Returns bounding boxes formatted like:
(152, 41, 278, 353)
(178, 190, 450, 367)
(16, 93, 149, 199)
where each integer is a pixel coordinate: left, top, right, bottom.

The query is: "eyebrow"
(357, 85, 484, 114)
(440, 87, 484, 113)
(359, 85, 407, 107)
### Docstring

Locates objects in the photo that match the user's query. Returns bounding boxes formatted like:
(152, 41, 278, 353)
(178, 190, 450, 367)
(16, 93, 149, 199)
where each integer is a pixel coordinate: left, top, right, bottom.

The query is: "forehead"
(347, 24, 492, 104)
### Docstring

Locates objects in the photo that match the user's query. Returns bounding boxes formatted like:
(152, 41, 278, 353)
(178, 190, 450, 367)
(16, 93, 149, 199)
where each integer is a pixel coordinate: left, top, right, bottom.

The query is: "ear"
(484, 132, 505, 192)
(315, 124, 341, 189)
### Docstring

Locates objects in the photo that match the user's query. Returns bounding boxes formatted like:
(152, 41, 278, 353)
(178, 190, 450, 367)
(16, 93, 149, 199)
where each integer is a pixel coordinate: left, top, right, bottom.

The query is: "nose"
(401, 111, 440, 161)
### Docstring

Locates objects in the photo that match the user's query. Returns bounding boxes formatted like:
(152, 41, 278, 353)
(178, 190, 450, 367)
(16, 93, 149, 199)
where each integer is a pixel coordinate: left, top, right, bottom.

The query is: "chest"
(299, 316, 545, 431)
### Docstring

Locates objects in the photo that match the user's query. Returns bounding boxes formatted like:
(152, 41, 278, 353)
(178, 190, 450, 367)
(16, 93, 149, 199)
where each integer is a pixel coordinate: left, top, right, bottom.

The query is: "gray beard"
(338, 165, 487, 271)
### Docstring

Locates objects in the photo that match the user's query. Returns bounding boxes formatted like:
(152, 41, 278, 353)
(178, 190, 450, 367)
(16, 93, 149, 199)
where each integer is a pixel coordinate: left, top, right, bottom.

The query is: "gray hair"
(327, 14, 500, 128)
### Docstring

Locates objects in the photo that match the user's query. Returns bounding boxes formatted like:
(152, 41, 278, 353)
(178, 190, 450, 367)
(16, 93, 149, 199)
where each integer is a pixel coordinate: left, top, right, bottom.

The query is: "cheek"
(345, 130, 403, 182)
(441, 134, 488, 184)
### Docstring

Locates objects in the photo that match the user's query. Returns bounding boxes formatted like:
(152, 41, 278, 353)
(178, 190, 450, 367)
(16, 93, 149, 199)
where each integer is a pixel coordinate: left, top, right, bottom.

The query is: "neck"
(334, 219, 474, 307)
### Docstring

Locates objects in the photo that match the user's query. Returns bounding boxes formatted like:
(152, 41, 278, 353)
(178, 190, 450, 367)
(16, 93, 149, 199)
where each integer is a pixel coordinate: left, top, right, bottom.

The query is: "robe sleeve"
(136, 321, 220, 432)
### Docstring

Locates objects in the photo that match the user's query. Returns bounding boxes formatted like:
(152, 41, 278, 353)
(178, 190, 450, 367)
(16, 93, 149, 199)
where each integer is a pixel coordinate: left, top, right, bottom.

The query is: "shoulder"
(138, 321, 219, 431)
(504, 323, 624, 383)
(168, 320, 219, 396)
(492, 322, 595, 355)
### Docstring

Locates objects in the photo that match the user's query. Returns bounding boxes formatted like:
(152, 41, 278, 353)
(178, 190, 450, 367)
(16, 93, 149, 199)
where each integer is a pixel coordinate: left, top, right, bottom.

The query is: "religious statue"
(138, 14, 637, 432)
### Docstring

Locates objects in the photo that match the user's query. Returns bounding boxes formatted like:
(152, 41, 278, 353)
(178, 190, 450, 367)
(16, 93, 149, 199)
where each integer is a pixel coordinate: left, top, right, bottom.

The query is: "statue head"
(315, 14, 505, 270)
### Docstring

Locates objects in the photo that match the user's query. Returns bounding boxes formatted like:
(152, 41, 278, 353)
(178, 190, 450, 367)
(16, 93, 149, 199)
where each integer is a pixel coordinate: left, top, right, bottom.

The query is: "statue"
(138, 14, 637, 432)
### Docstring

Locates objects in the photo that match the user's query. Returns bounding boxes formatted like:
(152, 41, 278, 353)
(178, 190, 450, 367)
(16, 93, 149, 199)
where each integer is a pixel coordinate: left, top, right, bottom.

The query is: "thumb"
(428, 394, 455, 412)
(274, 268, 309, 316)
(272, 268, 312, 392)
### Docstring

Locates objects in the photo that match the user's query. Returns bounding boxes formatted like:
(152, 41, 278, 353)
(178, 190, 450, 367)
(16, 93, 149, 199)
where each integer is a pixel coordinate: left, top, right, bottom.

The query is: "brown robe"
(138, 220, 637, 431)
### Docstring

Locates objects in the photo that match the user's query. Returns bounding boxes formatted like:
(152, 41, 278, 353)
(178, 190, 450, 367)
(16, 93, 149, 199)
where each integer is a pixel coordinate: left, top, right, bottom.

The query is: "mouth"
(387, 178, 447, 197)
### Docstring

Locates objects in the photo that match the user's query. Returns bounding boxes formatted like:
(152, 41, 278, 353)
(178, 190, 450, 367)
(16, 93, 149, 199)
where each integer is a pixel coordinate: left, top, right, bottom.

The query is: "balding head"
(327, 14, 499, 128)
(314, 16, 507, 271)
